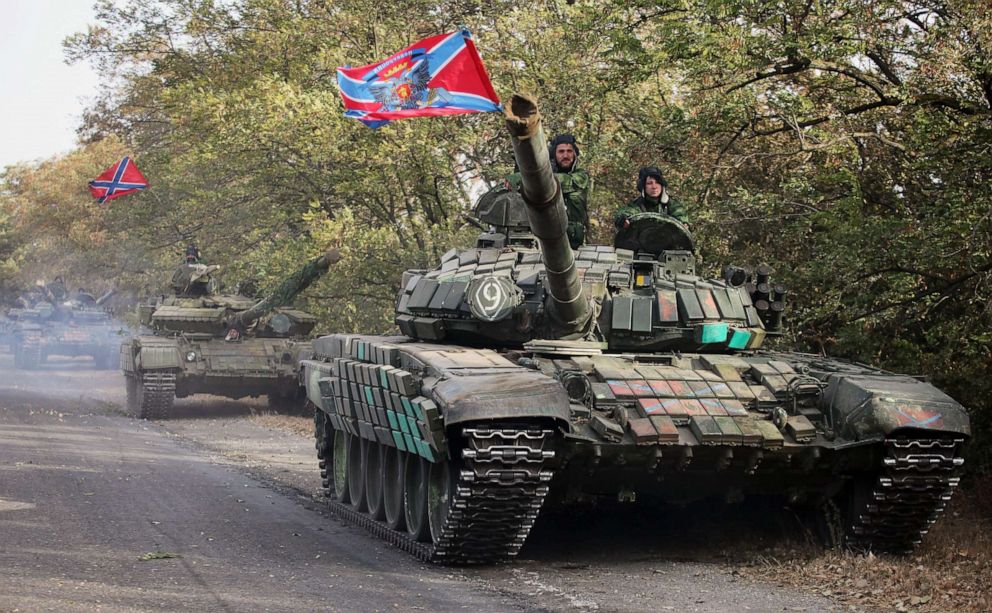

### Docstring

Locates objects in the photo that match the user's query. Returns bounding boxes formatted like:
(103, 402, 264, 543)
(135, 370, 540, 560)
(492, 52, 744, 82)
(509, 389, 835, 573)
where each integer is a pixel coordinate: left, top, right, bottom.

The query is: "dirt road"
(0, 356, 846, 612)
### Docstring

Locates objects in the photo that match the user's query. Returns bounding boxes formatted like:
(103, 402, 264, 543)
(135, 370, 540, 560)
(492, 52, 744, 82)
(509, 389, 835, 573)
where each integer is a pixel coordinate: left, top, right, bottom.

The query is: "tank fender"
(825, 374, 970, 441)
(302, 359, 335, 414)
(136, 344, 183, 370)
(431, 370, 571, 429)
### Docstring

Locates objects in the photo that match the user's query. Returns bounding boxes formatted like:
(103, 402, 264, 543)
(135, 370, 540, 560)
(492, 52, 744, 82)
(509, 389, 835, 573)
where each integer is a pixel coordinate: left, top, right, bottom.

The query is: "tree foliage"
(1, 0, 990, 459)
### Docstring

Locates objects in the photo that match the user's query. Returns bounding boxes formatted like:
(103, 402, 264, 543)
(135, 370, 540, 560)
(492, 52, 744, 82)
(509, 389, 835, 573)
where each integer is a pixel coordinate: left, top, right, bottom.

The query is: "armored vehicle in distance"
(121, 249, 338, 419)
(300, 94, 969, 564)
(7, 283, 123, 369)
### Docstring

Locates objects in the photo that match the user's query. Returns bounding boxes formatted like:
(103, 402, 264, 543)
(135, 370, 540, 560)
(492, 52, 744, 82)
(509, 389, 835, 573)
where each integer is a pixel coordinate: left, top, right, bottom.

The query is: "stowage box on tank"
(121, 249, 339, 419)
(300, 94, 969, 564)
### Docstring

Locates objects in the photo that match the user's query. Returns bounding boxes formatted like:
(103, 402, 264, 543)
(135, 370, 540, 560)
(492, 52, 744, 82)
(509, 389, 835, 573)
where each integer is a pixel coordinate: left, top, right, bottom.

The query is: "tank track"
(846, 437, 964, 553)
(322, 426, 554, 565)
(137, 372, 177, 420)
(315, 410, 333, 497)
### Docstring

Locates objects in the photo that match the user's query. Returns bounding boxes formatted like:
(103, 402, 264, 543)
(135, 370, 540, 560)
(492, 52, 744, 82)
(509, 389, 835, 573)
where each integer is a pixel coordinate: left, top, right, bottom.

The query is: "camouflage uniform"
(614, 193, 688, 227)
(614, 166, 687, 228)
(556, 168, 591, 249)
(507, 134, 592, 250)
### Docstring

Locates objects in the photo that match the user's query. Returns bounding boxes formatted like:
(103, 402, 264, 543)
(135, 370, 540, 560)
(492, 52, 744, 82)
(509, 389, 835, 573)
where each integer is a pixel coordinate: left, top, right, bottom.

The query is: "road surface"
(0, 356, 846, 611)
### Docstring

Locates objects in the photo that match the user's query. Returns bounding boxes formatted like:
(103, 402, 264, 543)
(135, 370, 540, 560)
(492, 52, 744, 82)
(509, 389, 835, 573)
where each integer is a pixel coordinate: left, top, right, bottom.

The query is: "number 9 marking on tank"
(468, 275, 514, 322)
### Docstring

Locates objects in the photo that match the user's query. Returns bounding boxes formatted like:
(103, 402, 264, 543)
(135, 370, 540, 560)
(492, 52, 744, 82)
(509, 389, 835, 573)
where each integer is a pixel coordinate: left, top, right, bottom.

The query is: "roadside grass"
(247, 412, 313, 438)
(742, 478, 992, 612)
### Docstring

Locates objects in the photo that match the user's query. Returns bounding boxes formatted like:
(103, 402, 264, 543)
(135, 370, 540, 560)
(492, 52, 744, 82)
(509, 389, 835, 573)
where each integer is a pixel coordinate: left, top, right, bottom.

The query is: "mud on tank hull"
(121, 335, 311, 419)
(303, 333, 969, 565)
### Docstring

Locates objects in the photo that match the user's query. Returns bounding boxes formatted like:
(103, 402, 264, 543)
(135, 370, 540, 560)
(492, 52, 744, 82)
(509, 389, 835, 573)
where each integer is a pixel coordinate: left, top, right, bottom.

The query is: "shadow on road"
(520, 497, 817, 564)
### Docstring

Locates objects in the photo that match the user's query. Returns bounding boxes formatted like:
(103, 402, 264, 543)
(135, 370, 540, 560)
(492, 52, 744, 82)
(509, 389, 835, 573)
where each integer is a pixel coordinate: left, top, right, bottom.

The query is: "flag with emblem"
(336, 29, 500, 128)
(88, 157, 149, 204)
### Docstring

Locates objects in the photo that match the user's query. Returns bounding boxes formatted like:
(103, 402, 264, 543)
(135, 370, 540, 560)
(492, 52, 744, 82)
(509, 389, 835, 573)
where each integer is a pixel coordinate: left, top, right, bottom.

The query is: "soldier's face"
(644, 176, 663, 198)
(555, 144, 576, 169)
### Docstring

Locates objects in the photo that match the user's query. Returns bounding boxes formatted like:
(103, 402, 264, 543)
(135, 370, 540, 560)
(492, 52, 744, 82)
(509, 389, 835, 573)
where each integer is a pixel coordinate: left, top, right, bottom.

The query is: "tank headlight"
(186, 351, 197, 362)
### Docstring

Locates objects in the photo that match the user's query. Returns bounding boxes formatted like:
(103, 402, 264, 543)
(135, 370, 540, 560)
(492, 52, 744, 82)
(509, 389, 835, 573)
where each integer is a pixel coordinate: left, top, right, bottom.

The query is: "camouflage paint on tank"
(301, 94, 969, 564)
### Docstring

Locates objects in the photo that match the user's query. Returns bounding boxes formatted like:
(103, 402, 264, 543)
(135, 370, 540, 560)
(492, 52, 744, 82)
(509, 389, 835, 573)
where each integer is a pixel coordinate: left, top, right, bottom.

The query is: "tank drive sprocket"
(843, 437, 964, 553)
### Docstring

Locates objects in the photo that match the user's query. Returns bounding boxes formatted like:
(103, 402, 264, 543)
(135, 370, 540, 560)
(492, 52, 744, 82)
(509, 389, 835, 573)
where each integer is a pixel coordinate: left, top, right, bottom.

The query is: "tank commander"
(184, 244, 203, 264)
(614, 166, 688, 230)
(507, 133, 592, 250)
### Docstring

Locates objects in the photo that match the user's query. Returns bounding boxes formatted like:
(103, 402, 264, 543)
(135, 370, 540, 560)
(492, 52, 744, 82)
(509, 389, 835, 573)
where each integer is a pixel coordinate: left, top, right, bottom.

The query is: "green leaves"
(4, 0, 991, 464)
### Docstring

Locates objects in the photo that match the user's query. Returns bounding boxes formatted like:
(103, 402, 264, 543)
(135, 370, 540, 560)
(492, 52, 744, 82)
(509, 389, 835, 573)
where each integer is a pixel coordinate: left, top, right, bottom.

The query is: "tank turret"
(147, 249, 338, 339)
(395, 94, 768, 353)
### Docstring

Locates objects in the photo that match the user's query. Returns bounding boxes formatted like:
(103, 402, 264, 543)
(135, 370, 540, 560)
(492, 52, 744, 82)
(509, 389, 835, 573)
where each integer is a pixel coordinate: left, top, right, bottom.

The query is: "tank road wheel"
(347, 436, 367, 511)
(135, 372, 176, 420)
(404, 455, 431, 542)
(382, 445, 406, 531)
(428, 459, 458, 544)
(364, 442, 386, 520)
(332, 430, 351, 504)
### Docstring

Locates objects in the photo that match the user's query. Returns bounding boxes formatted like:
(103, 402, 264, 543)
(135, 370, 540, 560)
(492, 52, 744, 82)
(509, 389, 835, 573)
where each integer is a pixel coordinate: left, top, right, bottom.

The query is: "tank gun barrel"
(232, 248, 340, 326)
(37, 283, 56, 305)
(95, 289, 116, 306)
(504, 94, 590, 329)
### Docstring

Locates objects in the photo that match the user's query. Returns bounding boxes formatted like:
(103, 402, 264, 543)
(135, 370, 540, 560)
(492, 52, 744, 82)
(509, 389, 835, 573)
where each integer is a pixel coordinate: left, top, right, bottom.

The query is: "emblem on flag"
(88, 157, 149, 203)
(336, 29, 500, 127)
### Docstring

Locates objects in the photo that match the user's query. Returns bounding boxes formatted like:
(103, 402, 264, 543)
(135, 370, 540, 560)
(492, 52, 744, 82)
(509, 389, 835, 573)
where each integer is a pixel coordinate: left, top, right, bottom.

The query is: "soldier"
(548, 133, 591, 249)
(184, 244, 202, 264)
(507, 133, 592, 250)
(614, 166, 688, 229)
(49, 276, 68, 301)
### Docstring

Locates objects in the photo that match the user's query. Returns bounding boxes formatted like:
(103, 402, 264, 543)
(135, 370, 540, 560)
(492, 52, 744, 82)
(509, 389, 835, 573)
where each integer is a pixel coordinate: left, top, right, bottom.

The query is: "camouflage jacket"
(614, 192, 688, 227)
(508, 168, 591, 249)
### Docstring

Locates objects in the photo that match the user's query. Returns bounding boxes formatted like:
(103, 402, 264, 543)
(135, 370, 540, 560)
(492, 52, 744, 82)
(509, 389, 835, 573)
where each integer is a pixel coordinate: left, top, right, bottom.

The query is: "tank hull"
(121, 335, 312, 418)
(5, 308, 126, 370)
(303, 333, 967, 564)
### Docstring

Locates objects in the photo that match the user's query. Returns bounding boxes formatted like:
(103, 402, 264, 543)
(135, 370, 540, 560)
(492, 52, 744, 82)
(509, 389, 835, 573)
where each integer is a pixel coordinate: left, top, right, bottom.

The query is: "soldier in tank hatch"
(547, 133, 591, 249)
(506, 133, 592, 250)
(184, 244, 202, 264)
(614, 166, 688, 229)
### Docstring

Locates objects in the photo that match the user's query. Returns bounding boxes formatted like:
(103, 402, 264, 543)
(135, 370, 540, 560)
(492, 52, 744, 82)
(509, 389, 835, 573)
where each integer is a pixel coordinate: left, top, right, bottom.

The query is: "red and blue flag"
(88, 157, 148, 204)
(336, 29, 500, 128)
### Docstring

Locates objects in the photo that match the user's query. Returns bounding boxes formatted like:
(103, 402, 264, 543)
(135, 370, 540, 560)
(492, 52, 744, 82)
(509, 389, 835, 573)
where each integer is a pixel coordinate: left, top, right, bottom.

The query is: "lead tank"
(121, 249, 339, 419)
(300, 94, 969, 564)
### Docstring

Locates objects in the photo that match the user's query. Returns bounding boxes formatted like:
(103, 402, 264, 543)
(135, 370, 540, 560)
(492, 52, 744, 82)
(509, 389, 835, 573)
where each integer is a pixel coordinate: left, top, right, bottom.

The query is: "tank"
(7, 283, 125, 370)
(300, 94, 970, 564)
(120, 248, 339, 419)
